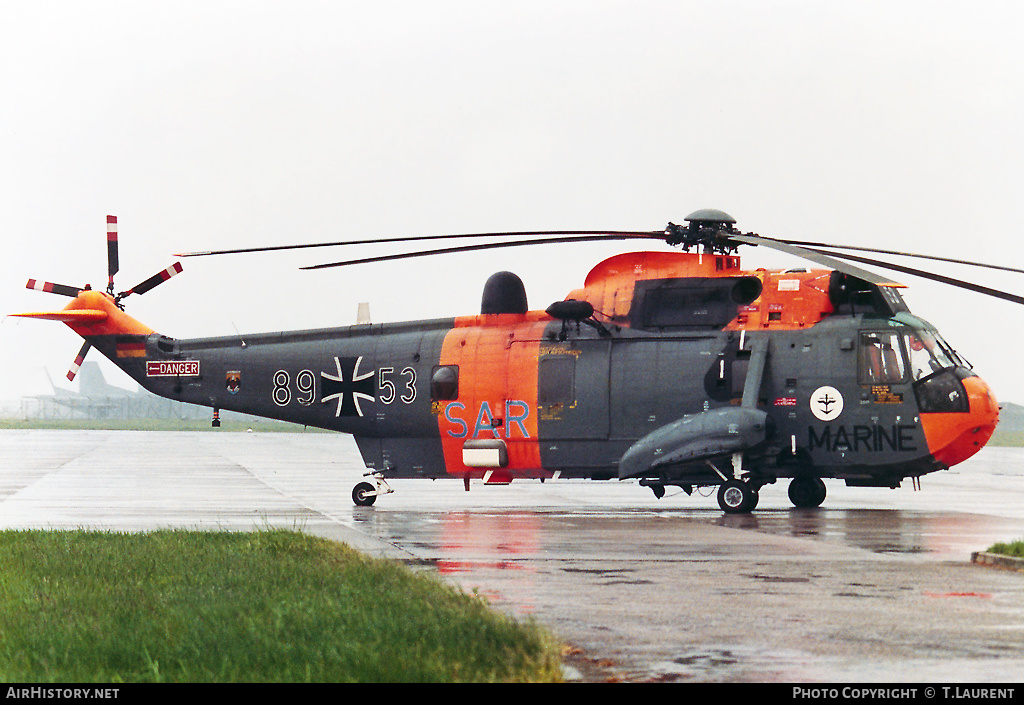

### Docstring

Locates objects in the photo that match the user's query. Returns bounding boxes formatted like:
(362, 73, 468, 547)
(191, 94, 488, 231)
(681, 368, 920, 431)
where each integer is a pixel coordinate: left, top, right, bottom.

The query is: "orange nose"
(920, 376, 1000, 468)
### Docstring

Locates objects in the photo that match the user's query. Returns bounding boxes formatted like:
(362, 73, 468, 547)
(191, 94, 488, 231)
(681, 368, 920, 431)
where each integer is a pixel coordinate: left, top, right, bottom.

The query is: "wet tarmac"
(2, 429, 1024, 682)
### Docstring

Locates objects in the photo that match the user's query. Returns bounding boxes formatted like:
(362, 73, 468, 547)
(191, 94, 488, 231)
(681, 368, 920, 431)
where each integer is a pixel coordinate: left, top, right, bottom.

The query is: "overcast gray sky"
(3, 1, 1024, 405)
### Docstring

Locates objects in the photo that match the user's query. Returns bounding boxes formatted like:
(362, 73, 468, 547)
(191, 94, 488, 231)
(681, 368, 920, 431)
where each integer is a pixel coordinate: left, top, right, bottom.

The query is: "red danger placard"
(146, 360, 200, 377)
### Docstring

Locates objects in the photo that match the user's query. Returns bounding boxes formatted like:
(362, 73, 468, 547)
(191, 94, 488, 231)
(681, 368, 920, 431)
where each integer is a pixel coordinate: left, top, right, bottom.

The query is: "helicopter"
(14, 209, 1011, 513)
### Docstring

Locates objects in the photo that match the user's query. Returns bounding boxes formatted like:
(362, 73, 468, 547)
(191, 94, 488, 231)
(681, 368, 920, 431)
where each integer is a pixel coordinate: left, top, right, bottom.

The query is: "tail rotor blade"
(67, 342, 91, 382)
(26, 279, 83, 298)
(120, 262, 183, 298)
(106, 215, 119, 291)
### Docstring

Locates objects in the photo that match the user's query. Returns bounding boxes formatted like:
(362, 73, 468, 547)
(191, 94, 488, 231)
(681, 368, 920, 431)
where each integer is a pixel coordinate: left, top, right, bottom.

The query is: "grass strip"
(0, 529, 562, 683)
(989, 428, 1024, 447)
(986, 540, 1024, 559)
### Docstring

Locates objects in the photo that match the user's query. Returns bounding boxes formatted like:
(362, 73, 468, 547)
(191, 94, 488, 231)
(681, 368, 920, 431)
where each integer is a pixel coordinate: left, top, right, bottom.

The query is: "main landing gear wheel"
(788, 476, 827, 508)
(352, 482, 377, 507)
(717, 480, 759, 514)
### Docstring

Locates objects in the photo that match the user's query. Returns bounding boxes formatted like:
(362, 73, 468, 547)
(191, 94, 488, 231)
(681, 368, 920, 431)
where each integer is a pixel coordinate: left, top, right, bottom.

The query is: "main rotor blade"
(26, 279, 83, 298)
(733, 232, 1024, 305)
(782, 239, 1024, 276)
(176, 230, 661, 258)
(800, 247, 1024, 306)
(726, 234, 902, 287)
(120, 262, 183, 298)
(299, 233, 663, 270)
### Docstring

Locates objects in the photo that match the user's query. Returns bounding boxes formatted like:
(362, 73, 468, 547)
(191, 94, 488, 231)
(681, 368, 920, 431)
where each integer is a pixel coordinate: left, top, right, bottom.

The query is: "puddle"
(645, 645, 811, 682)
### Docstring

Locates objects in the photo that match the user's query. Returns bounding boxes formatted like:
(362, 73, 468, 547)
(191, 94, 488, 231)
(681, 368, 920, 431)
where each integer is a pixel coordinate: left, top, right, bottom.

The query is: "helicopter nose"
(920, 375, 1000, 468)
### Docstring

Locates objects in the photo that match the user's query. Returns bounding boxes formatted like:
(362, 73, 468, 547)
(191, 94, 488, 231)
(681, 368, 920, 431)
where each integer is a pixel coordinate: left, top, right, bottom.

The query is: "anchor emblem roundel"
(810, 386, 843, 422)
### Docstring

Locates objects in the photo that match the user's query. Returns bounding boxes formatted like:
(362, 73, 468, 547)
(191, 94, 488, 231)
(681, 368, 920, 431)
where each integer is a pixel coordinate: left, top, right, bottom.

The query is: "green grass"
(987, 540, 1024, 559)
(0, 530, 563, 683)
(988, 428, 1024, 447)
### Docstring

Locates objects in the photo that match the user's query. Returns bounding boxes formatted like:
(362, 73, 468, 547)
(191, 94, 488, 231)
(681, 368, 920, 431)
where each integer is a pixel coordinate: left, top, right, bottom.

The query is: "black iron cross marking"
(321, 356, 376, 417)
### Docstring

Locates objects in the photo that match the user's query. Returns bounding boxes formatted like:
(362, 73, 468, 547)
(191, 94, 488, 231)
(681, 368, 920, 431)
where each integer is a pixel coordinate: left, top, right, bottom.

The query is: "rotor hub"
(664, 209, 739, 254)
(684, 209, 737, 227)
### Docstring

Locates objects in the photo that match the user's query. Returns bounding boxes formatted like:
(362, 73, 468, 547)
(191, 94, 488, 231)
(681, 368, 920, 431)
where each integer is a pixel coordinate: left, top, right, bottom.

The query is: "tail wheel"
(717, 480, 758, 514)
(352, 482, 377, 507)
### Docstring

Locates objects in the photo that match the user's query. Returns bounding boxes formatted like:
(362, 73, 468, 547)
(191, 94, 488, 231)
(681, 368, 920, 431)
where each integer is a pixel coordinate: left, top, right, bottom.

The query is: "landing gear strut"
(717, 479, 759, 514)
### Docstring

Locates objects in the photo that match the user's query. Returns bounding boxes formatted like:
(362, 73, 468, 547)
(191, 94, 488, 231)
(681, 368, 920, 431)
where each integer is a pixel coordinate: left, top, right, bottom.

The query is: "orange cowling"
(436, 316, 547, 480)
(920, 376, 1000, 468)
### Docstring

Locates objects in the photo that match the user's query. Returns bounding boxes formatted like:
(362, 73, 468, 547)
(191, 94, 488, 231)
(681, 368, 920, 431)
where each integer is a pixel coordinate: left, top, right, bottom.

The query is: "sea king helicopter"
(15, 210, 1012, 513)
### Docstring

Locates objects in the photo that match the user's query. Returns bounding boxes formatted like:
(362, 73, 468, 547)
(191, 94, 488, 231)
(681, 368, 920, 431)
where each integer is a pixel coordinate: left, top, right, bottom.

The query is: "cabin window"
(539, 356, 575, 403)
(858, 332, 907, 384)
(431, 365, 459, 400)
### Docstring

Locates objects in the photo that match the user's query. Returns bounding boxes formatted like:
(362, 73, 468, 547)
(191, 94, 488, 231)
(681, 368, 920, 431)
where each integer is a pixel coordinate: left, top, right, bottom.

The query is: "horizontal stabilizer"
(11, 309, 109, 323)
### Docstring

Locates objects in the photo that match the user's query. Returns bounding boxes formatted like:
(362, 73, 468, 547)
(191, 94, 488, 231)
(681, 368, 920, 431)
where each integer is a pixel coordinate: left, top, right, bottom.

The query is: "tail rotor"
(22, 215, 182, 381)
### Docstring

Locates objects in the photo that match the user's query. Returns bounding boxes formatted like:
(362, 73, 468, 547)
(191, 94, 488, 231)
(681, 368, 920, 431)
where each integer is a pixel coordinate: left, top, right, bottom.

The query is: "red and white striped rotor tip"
(25, 279, 82, 297)
(66, 343, 91, 382)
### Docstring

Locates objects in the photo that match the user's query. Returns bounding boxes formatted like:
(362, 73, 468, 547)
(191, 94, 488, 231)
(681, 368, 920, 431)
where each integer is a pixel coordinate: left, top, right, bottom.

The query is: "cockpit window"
(859, 331, 907, 384)
(904, 329, 957, 380)
(934, 331, 968, 369)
